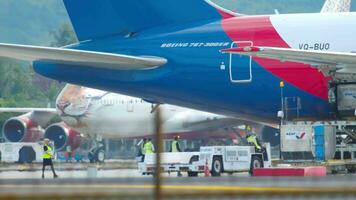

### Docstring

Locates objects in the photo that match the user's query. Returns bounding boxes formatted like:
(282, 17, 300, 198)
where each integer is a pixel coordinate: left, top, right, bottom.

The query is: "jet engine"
(44, 122, 82, 151)
(3, 115, 44, 142)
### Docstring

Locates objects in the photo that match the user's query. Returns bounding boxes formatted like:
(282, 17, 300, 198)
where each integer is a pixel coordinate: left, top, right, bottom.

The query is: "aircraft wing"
(0, 108, 57, 113)
(0, 43, 167, 70)
(221, 46, 356, 81)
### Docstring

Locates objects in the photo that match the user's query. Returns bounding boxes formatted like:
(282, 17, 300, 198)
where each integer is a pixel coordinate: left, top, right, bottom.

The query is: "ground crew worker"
(143, 138, 154, 155)
(246, 134, 262, 151)
(42, 138, 58, 179)
(140, 138, 147, 162)
(246, 125, 253, 134)
(170, 136, 181, 152)
(170, 136, 183, 177)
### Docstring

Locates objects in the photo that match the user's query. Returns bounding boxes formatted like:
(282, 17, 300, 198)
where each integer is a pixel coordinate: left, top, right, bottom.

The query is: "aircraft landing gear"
(88, 135, 105, 163)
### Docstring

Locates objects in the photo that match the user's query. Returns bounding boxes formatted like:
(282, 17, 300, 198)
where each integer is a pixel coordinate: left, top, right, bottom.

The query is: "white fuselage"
(270, 12, 356, 52)
(56, 84, 235, 138)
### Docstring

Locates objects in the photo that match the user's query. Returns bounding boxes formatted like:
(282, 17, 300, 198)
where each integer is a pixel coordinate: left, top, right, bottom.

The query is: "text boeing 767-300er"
(0, 0, 356, 125)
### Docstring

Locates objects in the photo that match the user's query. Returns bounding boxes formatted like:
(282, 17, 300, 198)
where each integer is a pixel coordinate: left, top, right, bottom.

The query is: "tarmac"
(0, 159, 137, 172)
(1, 169, 356, 199)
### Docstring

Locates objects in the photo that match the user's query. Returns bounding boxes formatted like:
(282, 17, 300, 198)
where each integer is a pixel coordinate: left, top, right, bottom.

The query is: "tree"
(0, 23, 78, 135)
(50, 23, 78, 47)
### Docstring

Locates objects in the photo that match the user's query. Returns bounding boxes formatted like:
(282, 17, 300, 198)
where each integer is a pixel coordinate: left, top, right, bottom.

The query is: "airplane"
(1, 84, 258, 162)
(0, 0, 354, 135)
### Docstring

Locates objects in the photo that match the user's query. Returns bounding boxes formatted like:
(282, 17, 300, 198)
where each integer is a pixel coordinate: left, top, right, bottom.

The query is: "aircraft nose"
(55, 84, 92, 117)
(56, 101, 71, 114)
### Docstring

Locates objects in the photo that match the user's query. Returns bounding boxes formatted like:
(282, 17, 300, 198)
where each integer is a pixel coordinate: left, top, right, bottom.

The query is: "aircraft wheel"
(347, 167, 356, 173)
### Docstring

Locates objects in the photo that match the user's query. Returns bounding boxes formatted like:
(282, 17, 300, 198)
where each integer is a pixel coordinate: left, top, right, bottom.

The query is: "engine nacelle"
(44, 122, 81, 151)
(3, 115, 44, 142)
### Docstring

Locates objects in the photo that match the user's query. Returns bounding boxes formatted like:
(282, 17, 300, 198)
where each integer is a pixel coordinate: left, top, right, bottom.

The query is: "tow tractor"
(189, 143, 271, 176)
(138, 143, 271, 176)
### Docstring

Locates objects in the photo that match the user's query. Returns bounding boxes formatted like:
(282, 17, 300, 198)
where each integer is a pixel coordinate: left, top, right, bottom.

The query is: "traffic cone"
(204, 159, 210, 177)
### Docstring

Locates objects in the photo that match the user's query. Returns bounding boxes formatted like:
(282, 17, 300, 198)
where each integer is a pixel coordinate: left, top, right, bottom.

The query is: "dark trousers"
(42, 158, 57, 176)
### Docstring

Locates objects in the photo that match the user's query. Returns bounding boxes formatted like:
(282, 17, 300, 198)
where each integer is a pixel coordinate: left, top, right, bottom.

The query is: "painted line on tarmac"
(0, 184, 354, 193)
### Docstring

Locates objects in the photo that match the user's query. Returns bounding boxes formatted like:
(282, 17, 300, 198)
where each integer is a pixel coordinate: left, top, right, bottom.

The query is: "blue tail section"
(63, 0, 222, 41)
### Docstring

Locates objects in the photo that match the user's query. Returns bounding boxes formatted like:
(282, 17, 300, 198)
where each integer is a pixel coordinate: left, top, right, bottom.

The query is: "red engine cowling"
(3, 116, 44, 142)
(44, 122, 81, 151)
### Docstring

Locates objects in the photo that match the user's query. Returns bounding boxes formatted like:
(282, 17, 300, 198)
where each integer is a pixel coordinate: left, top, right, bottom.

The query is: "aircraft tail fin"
(321, 0, 351, 13)
(63, 0, 240, 42)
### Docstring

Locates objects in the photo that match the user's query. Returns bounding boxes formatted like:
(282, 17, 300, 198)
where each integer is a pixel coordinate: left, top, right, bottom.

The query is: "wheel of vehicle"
(187, 171, 198, 177)
(96, 149, 105, 163)
(211, 157, 223, 176)
(249, 155, 263, 175)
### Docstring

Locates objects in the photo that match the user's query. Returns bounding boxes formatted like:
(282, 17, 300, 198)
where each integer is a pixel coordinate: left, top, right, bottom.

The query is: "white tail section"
(321, 0, 351, 13)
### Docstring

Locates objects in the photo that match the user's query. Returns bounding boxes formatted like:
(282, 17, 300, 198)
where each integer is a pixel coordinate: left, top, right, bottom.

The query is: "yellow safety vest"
(43, 145, 53, 159)
(247, 135, 261, 150)
(171, 140, 179, 152)
(143, 141, 154, 155)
